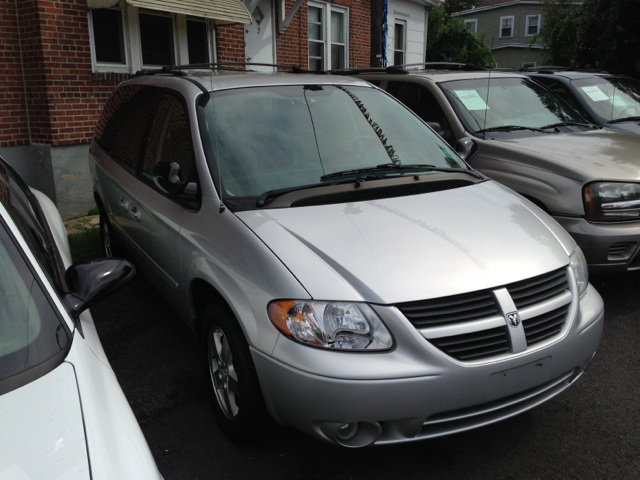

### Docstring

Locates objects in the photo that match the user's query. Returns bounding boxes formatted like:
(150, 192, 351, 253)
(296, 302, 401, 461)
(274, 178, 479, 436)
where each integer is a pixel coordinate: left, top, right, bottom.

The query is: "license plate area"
(487, 357, 552, 401)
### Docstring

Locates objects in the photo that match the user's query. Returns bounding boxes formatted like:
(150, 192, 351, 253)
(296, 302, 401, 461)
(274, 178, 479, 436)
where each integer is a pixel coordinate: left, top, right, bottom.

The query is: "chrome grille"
(397, 291, 499, 329)
(429, 326, 509, 361)
(522, 304, 570, 346)
(397, 267, 573, 362)
(506, 268, 568, 309)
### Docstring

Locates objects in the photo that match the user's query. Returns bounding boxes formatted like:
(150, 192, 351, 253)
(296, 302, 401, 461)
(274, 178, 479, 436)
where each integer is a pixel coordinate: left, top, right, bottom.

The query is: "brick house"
(454, 0, 582, 68)
(0, 0, 373, 219)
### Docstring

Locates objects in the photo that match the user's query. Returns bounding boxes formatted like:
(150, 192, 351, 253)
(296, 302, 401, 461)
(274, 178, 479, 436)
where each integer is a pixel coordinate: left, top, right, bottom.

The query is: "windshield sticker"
(611, 95, 629, 106)
(580, 85, 609, 102)
(454, 90, 489, 110)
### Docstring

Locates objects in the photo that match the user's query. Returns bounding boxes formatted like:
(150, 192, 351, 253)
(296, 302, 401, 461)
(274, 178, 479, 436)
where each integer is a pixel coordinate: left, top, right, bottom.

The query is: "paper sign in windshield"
(581, 85, 609, 102)
(611, 95, 629, 107)
(454, 90, 489, 110)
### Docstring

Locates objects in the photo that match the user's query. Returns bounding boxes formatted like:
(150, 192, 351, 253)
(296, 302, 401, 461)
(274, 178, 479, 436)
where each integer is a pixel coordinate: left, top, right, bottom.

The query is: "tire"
(99, 206, 124, 258)
(201, 304, 270, 442)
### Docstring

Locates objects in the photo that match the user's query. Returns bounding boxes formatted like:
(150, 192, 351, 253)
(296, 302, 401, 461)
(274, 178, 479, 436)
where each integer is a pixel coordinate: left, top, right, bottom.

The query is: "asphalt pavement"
(91, 272, 640, 480)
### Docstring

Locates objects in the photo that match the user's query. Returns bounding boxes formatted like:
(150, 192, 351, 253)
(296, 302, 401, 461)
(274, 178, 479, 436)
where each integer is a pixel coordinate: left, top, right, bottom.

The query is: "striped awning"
(87, 0, 251, 25)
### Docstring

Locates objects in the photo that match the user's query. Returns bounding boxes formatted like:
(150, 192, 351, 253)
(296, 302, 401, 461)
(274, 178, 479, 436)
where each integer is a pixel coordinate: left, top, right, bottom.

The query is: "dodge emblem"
(506, 312, 521, 328)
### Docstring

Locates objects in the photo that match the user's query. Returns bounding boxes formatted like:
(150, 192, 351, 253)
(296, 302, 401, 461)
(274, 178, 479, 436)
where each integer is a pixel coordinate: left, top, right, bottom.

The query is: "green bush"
(68, 228, 102, 263)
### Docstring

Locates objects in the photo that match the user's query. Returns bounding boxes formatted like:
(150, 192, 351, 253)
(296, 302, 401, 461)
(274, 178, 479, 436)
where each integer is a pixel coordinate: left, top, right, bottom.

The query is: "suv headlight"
(569, 247, 589, 296)
(268, 300, 393, 351)
(584, 182, 640, 222)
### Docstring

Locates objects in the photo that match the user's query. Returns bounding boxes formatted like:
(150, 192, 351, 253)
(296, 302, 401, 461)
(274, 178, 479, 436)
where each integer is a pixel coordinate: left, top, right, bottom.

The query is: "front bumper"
(252, 286, 604, 447)
(554, 215, 640, 273)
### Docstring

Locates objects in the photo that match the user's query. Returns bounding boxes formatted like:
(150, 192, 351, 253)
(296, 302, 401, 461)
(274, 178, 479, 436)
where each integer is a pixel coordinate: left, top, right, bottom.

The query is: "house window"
(393, 21, 406, 66)
(89, 3, 216, 73)
(139, 11, 175, 66)
(526, 14, 540, 36)
(90, 4, 127, 67)
(308, 2, 348, 71)
(464, 19, 478, 33)
(187, 19, 210, 64)
(500, 16, 514, 38)
(522, 62, 536, 69)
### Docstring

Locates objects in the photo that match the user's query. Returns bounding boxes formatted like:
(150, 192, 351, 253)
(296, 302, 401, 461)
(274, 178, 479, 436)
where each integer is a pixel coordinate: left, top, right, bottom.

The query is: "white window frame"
(89, 3, 217, 74)
(525, 14, 541, 37)
(499, 15, 514, 38)
(88, 2, 131, 74)
(522, 61, 537, 68)
(464, 19, 478, 34)
(307, 1, 349, 71)
(393, 19, 406, 66)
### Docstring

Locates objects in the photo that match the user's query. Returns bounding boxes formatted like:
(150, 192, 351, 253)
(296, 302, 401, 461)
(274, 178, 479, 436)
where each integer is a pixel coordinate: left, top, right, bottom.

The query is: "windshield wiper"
(610, 116, 640, 124)
(320, 163, 436, 180)
(540, 121, 595, 130)
(475, 125, 543, 134)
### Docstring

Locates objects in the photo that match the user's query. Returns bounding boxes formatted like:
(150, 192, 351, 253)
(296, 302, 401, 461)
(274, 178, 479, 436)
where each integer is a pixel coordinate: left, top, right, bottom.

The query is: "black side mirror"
(153, 161, 197, 200)
(455, 137, 479, 162)
(63, 258, 136, 317)
(427, 122, 444, 137)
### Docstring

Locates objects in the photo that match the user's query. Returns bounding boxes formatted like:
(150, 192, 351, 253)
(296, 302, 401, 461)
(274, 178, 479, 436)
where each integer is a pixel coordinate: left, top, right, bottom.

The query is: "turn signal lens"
(268, 300, 393, 351)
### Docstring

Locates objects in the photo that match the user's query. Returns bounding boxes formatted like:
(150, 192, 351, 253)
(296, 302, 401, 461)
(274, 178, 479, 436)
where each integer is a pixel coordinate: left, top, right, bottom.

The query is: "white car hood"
(0, 363, 90, 480)
(237, 180, 573, 304)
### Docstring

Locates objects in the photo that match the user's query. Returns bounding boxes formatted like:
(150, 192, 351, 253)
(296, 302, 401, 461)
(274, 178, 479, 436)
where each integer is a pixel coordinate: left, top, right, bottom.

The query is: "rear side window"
(95, 85, 163, 174)
(142, 93, 195, 187)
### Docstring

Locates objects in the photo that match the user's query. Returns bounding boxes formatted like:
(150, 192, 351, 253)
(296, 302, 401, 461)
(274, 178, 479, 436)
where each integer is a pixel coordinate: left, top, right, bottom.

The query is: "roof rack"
(520, 66, 609, 74)
(134, 62, 306, 77)
(399, 62, 487, 71)
(330, 66, 408, 75)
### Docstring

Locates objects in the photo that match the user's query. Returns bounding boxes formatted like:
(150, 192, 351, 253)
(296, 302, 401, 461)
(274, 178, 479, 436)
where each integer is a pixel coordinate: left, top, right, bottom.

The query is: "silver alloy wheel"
(102, 218, 113, 257)
(208, 326, 240, 419)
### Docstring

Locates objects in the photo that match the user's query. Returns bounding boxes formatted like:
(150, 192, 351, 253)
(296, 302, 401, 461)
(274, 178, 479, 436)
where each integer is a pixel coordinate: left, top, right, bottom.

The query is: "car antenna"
(609, 82, 616, 124)
(483, 59, 492, 140)
(209, 67, 226, 213)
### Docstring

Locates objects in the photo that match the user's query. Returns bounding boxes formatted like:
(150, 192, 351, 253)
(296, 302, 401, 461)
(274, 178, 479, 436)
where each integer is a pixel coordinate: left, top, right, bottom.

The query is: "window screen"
(91, 8, 126, 64)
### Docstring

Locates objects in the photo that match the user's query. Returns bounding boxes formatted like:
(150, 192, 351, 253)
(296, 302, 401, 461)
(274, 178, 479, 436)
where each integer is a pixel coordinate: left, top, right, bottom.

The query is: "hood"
(497, 128, 640, 181)
(0, 362, 90, 480)
(237, 181, 572, 304)
(612, 121, 640, 135)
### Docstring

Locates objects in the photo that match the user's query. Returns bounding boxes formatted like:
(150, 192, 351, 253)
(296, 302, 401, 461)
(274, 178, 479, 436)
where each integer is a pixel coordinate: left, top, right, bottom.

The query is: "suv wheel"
(201, 304, 269, 442)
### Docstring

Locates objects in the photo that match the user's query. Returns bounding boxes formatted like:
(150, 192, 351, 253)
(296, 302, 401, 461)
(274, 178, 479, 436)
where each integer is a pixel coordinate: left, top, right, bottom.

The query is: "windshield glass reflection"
(571, 77, 640, 122)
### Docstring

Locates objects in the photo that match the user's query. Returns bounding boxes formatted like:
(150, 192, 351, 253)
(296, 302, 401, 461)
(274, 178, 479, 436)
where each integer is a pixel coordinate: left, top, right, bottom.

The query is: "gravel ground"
(90, 271, 640, 480)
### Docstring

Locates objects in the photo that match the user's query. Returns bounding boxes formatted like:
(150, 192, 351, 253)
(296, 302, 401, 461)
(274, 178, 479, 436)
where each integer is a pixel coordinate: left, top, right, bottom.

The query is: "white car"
(0, 157, 161, 480)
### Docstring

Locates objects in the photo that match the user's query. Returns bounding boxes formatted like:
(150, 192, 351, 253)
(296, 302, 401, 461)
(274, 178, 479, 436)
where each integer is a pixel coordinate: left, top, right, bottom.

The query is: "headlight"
(268, 300, 393, 351)
(584, 182, 640, 222)
(569, 247, 589, 296)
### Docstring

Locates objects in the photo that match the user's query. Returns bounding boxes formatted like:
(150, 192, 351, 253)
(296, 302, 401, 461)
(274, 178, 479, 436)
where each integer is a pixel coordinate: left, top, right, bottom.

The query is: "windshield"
(571, 77, 640, 122)
(199, 85, 466, 198)
(0, 220, 70, 394)
(440, 77, 585, 133)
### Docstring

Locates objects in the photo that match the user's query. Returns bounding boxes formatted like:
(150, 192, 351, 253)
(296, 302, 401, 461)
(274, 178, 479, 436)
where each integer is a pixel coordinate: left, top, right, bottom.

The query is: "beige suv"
(341, 65, 640, 273)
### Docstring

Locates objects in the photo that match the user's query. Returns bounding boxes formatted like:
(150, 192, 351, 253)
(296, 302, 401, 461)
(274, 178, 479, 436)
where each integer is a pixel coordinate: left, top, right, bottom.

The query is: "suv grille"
(396, 267, 572, 361)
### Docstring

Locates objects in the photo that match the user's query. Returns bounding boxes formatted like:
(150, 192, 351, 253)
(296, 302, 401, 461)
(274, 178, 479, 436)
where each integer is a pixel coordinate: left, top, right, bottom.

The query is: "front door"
(244, 0, 275, 71)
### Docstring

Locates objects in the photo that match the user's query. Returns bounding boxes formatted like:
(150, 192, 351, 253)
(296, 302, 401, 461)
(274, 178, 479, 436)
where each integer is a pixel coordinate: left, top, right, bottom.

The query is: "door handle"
(128, 204, 141, 222)
(120, 196, 129, 209)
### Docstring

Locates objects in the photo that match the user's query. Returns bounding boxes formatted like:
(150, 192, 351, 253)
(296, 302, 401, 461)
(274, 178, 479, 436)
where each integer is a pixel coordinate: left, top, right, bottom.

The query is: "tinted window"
(535, 78, 582, 112)
(142, 93, 195, 188)
(95, 85, 163, 174)
(199, 85, 465, 197)
(0, 221, 70, 392)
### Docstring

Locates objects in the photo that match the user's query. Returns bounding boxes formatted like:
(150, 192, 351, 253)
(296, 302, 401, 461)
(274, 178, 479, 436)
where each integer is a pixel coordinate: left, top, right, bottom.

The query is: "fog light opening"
(336, 422, 359, 441)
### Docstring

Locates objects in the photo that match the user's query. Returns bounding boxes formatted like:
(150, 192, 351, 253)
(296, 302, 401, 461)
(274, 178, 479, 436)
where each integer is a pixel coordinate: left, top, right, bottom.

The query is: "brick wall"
(0, 0, 31, 147)
(277, 0, 371, 69)
(216, 24, 246, 64)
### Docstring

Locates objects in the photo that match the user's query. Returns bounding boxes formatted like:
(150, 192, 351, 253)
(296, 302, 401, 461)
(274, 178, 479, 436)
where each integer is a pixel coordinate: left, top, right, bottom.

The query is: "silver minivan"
(90, 66, 604, 447)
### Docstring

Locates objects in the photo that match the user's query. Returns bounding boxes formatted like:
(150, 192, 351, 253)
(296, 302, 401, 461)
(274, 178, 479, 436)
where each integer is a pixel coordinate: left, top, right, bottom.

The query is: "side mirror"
(455, 137, 479, 162)
(63, 258, 136, 317)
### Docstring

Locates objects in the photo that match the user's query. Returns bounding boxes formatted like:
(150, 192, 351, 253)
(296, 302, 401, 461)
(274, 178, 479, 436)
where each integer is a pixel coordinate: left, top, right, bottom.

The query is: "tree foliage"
(425, 6, 495, 67)
(538, 0, 640, 79)
(443, 0, 482, 15)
